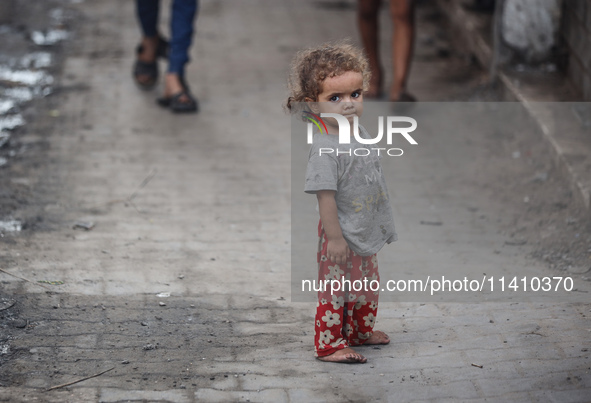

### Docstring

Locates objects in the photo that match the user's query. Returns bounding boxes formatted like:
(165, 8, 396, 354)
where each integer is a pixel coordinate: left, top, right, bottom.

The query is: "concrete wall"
(562, 0, 591, 100)
(0, 0, 14, 24)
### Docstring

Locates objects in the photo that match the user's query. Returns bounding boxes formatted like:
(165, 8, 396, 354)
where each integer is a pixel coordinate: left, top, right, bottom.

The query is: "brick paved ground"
(0, 1, 590, 402)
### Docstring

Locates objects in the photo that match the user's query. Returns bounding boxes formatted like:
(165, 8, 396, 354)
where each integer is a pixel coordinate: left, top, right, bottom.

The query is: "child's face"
(310, 71, 364, 134)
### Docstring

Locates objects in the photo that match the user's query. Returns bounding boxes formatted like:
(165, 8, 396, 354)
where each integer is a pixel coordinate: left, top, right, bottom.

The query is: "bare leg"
(390, 0, 415, 101)
(357, 0, 383, 98)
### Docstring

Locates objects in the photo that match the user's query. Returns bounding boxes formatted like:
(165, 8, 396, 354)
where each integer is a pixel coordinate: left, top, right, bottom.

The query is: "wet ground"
(0, 0, 74, 225)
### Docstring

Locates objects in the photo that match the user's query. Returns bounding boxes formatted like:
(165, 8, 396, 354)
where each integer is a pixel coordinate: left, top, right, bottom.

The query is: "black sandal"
(157, 77, 199, 113)
(133, 36, 169, 90)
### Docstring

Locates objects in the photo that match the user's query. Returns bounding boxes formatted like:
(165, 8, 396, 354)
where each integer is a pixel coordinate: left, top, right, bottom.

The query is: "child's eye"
(352, 91, 360, 98)
(329, 95, 340, 102)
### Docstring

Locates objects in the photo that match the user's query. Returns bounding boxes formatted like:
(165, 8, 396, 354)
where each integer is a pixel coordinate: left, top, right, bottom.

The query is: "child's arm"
(317, 190, 350, 265)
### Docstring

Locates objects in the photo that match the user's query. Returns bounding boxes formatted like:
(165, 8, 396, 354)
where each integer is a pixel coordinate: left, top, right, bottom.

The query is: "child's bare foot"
(316, 347, 367, 363)
(365, 330, 390, 345)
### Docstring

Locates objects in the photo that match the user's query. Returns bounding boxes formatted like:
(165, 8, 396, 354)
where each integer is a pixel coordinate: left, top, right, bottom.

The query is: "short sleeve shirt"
(304, 127, 397, 256)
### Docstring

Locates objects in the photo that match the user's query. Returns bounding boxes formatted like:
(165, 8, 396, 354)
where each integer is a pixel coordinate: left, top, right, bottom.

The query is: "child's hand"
(327, 237, 350, 265)
(316, 190, 349, 265)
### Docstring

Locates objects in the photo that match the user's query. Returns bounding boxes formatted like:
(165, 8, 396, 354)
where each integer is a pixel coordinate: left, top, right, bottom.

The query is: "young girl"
(287, 42, 397, 363)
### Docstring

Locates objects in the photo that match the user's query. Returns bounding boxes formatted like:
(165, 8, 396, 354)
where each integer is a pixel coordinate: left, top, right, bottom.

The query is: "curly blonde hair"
(285, 41, 370, 113)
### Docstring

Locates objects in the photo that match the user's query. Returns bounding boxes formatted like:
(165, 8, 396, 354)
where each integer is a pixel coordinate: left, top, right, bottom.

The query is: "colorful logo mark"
(303, 110, 328, 135)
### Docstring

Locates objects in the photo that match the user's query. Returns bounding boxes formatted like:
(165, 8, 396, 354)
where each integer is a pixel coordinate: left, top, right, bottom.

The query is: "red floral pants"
(315, 221, 380, 357)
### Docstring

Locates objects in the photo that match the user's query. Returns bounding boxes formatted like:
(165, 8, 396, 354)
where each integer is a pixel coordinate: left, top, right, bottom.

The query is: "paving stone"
(194, 388, 289, 403)
(99, 388, 191, 403)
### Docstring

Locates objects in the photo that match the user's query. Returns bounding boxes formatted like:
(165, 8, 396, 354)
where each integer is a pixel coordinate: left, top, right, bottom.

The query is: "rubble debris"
(73, 221, 95, 231)
(46, 367, 114, 391)
(420, 220, 443, 226)
(0, 219, 22, 232)
(0, 268, 51, 290)
(12, 318, 27, 328)
(37, 280, 64, 285)
(505, 239, 527, 246)
(31, 29, 69, 46)
(0, 298, 16, 312)
(0, 115, 24, 132)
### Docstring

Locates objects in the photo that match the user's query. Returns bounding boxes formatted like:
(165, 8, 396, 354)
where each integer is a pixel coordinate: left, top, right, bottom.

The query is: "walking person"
(133, 0, 199, 113)
(357, 0, 416, 101)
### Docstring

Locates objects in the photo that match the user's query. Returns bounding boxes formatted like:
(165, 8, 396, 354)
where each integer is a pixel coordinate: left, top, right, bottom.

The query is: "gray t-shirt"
(304, 127, 397, 256)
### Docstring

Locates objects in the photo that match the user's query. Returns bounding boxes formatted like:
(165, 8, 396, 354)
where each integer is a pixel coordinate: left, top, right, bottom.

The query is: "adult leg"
(389, 0, 416, 101)
(163, 0, 198, 109)
(136, 0, 160, 38)
(357, 0, 383, 98)
(134, 0, 163, 88)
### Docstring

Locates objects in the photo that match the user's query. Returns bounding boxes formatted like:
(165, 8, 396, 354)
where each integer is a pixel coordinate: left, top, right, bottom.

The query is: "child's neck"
(326, 125, 355, 136)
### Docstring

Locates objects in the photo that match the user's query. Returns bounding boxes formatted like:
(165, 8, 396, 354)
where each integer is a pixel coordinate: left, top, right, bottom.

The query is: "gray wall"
(562, 0, 591, 100)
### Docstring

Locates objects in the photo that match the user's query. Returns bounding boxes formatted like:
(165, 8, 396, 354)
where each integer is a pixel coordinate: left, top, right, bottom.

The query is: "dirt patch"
(493, 124, 591, 276)
(449, 87, 591, 277)
(0, 293, 302, 391)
